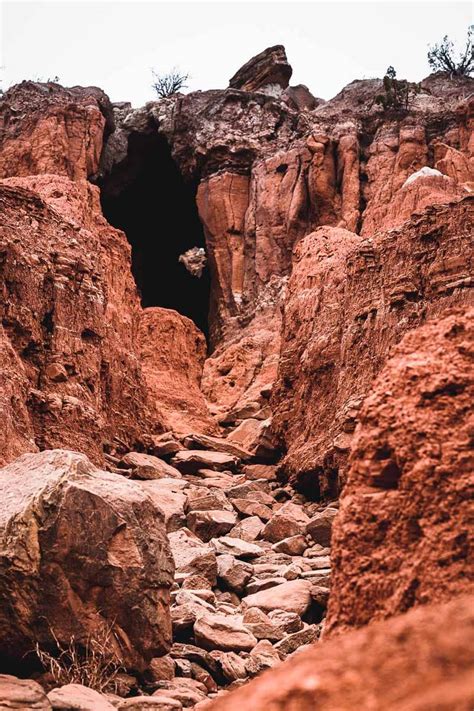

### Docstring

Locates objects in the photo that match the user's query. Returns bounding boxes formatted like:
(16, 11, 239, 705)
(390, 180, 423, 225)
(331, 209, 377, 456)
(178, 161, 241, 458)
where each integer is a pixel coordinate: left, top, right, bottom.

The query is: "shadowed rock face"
(0, 450, 174, 672)
(326, 309, 474, 633)
(203, 595, 474, 711)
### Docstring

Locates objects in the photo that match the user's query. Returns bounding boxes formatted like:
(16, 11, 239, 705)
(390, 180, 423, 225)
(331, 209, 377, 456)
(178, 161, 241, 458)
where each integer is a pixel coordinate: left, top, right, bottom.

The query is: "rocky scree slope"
(0, 45, 473, 709)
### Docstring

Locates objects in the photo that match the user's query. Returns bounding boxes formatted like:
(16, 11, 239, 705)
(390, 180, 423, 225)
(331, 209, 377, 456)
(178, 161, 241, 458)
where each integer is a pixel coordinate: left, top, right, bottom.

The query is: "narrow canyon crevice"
(100, 132, 211, 338)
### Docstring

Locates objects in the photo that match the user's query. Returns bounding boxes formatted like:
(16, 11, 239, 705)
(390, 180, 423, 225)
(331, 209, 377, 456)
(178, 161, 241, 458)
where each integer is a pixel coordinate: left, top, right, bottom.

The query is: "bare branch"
(151, 67, 189, 98)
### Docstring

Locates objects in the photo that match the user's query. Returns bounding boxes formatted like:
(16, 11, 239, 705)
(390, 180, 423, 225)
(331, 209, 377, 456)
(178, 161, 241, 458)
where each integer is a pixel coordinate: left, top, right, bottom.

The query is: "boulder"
(228, 45, 292, 95)
(217, 555, 253, 594)
(230, 499, 272, 521)
(0, 450, 174, 671)
(47, 684, 115, 710)
(229, 517, 265, 542)
(0, 674, 51, 710)
(210, 537, 264, 560)
(209, 652, 247, 683)
(305, 508, 338, 546)
(168, 529, 217, 585)
(261, 502, 310, 543)
(272, 535, 307, 556)
(185, 487, 234, 513)
(242, 580, 312, 616)
(182, 433, 252, 461)
(187, 510, 238, 542)
(273, 625, 319, 658)
(172, 451, 239, 474)
(139, 481, 187, 532)
(194, 614, 258, 653)
(148, 655, 176, 682)
(120, 452, 182, 480)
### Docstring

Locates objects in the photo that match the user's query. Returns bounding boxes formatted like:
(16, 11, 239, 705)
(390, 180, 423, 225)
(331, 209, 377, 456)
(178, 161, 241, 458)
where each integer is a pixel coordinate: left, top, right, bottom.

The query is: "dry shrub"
(35, 623, 124, 694)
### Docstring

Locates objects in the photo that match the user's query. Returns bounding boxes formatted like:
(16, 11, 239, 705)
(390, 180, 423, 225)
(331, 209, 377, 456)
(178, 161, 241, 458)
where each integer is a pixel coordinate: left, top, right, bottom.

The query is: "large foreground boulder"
(327, 310, 474, 633)
(0, 450, 174, 671)
(205, 595, 474, 710)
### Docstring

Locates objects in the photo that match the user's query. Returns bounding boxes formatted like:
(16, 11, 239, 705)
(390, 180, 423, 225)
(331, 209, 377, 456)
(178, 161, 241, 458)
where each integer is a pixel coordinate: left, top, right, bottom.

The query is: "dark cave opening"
(100, 132, 210, 337)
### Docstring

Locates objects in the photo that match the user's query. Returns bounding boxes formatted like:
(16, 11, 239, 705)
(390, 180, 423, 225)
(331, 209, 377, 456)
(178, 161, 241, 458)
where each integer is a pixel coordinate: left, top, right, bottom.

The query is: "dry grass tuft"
(35, 623, 125, 694)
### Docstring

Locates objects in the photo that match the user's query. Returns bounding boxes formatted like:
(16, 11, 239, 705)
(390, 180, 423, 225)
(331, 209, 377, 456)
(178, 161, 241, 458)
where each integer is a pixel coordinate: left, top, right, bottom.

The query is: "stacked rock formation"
(0, 45, 473, 710)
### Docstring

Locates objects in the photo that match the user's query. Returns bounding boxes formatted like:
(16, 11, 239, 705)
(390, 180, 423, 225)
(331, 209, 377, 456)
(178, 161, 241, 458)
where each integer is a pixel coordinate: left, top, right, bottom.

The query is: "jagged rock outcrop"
(272, 197, 474, 497)
(100, 65, 473, 426)
(0, 175, 149, 465)
(0, 449, 174, 671)
(0, 81, 113, 181)
(204, 595, 474, 710)
(326, 309, 474, 633)
(228, 45, 293, 96)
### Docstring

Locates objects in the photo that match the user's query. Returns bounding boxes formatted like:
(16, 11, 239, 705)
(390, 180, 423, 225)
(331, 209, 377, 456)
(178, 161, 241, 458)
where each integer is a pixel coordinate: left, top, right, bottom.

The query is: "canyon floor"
(0, 45, 473, 710)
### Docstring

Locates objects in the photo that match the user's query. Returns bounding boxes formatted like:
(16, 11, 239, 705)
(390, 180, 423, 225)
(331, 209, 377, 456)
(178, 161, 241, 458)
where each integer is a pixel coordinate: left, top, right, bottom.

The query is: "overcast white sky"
(1, 0, 472, 106)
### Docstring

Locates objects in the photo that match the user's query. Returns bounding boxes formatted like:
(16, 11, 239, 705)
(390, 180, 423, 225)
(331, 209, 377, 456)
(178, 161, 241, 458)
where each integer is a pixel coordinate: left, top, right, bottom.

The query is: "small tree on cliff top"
(428, 26, 474, 77)
(375, 66, 421, 111)
(151, 68, 189, 98)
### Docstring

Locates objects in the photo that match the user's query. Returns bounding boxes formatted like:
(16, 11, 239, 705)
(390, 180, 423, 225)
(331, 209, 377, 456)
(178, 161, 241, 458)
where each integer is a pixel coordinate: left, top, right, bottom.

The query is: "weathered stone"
(187, 510, 238, 542)
(210, 537, 264, 560)
(209, 652, 247, 683)
(47, 684, 115, 710)
(305, 508, 338, 546)
(199, 595, 474, 711)
(242, 608, 284, 642)
(152, 678, 208, 707)
(229, 517, 265, 542)
(118, 698, 181, 710)
(138, 307, 215, 436)
(230, 499, 272, 521)
(245, 640, 281, 676)
(268, 610, 303, 634)
(120, 452, 182, 480)
(217, 555, 253, 594)
(194, 614, 257, 653)
(261, 502, 310, 543)
(182, 433, 252, 461)
(274, 625, 319, 658)
(168, 529, 217, 585)
(140, 481, 187, 532)
(0, 674, 51, 710)
(0, 450, 173, 671)
(185, 487, 234, 513)
(229, 45, 292, 95)
(148, 655, 176, 682)
(243, 580, 312, 616)
(272, 535, 307, 556)
(172, 451, 239, 474)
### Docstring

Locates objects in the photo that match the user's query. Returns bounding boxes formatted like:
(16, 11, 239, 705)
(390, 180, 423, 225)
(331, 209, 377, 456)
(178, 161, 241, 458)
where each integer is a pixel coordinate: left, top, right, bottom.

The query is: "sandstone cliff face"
(272, 196, 474, 496)
(0, 82, 113, 180)
(138, 307, 215, 435)
(326, 309, 474, 633)
(0, 175, 149, 465)
(101, 70, 473, 428)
